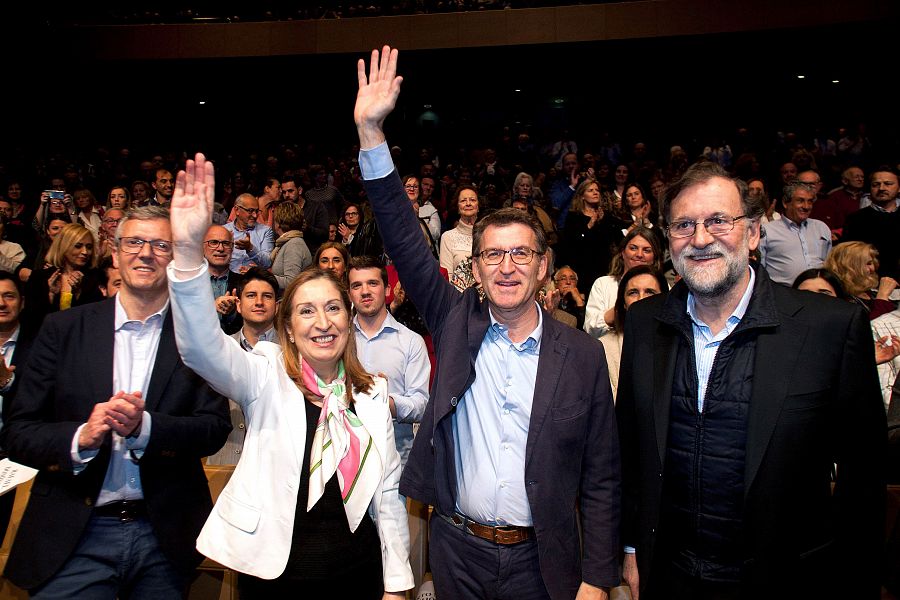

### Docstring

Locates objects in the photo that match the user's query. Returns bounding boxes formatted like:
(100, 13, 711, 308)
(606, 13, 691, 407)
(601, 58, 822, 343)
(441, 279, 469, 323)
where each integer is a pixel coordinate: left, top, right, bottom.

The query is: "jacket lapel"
(652, 326, 679, 468)
(88, 300, 116, 405)
(525, 313, 565, 470)
(744, 303, 806, 496)
(144, 310, 178, 412)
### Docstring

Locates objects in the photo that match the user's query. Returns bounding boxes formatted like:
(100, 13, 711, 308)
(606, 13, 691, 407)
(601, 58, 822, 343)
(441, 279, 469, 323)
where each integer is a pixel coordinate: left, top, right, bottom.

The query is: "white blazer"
(168, 263, 414, 592)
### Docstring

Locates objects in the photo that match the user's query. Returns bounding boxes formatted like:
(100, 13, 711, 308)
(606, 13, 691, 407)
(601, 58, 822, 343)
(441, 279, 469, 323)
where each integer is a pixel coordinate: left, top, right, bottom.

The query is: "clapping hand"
(215, 288, 239, 316)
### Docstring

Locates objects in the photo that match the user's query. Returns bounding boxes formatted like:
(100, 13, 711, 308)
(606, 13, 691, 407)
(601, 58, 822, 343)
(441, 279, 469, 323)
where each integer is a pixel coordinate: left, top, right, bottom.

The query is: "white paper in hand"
(0, 458, 38, 496)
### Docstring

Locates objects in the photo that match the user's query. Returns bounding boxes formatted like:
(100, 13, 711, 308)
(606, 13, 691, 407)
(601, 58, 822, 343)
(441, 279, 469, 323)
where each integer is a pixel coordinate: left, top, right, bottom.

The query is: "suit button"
(651, 528, 656, 534)
(238, 423, 245, 430)
(450, 396, 457, 407)
(85, 498, 93, 507)
(527, 480, 536, 486)
(235, 449, 241, 454)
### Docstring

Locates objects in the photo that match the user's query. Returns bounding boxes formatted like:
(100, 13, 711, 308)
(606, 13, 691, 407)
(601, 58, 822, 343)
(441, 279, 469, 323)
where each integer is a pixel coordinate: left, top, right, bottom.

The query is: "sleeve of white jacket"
(584, 276, 615, 339)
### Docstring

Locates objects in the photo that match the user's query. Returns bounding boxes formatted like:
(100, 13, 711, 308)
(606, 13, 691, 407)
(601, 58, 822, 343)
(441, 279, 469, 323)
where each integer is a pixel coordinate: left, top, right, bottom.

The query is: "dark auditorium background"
(0, 1, 898, 163)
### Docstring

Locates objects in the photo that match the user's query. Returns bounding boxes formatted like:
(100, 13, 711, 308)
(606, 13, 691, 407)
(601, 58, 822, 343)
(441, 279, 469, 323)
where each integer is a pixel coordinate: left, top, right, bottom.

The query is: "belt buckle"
(116, 501, 137, 523)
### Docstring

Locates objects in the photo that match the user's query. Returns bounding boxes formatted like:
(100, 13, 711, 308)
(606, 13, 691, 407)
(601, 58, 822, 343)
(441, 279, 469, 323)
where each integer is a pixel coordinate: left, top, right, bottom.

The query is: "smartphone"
(45, 190, 66, 200)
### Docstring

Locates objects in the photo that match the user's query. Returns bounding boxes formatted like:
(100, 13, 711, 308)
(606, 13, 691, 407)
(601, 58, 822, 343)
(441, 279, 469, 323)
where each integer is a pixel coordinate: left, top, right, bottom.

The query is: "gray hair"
(115, 205, 171, 244)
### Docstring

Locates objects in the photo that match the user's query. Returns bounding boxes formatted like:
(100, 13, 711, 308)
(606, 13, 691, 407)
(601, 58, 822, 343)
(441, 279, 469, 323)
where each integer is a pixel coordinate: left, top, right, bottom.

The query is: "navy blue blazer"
(365, 171, 621, 597)
(0, 298, 231, 590)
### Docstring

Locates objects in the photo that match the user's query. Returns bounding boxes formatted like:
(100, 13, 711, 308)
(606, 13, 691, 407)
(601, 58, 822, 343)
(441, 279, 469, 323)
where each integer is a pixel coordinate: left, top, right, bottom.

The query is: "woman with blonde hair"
(825, 241, 897, 320)
(167, 154, 412, 598)
(25, 223, 102, 328)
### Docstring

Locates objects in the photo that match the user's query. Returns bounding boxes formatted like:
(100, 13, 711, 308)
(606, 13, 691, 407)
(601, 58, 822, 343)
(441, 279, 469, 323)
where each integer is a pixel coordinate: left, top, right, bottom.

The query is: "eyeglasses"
(554, 274, 578, 283)
(666, 215, 747, 238)
(119, 237, 173, 256)
(344, 211, 359, 217)
(478, 247, 542, 265)
(205, 239, 234, 249)
(404, 184, 420, 190)
(236, 205, 260, 215)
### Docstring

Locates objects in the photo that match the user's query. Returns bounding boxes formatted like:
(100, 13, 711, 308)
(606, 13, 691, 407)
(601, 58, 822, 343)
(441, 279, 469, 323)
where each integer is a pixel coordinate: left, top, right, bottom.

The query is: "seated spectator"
(97, 207, 125, 260)
(72, 188, 103, 242)
(417, 175, 441, 246)
(602, 266, 668, 400)
(105, 185, 131, 211)
(811, 166, 864, 239)
(0, 198, 37, 271)
(439, 186, 478, 274)
(0, 212, 26, 276)
(131, 179, 151, 207)
(559, 178, 626, 295)
(748, 177, 781, 224)
(584, 226, 664, 339)
(841, 167, 900, 281)
(759, 181, 832, 285)
(96, 255, 122, 298)
(791, 267, 848, 299)
(207, 267, 279, 466)
(24, 223, 102, 330)
(204, 224, 243, 334)
(225, 193, 275, 272)
(32, 189, 76, 233)
(511, 172, 558, 247)
(271, 201, 312, 291)
(315, 241, 350, 285)
(552, 265, 586, 330)
(825, 241, 897, 320)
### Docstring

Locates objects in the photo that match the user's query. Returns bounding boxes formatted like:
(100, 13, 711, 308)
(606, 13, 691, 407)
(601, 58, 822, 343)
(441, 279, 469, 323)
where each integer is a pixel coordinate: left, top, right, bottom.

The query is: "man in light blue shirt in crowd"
(348, 256, 429, 467)
(224, 193, 274, 272)
(759, 181, 832, 285)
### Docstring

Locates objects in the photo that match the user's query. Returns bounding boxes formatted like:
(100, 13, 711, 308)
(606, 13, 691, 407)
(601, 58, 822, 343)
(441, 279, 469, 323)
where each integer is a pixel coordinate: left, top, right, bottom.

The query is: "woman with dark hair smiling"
(584, 226, 664, 339)
(602, 265, 668, 400)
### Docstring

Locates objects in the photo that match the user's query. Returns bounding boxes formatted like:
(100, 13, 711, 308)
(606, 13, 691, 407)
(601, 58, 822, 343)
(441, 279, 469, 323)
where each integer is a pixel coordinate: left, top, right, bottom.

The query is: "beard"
(672, 239, 748, 300)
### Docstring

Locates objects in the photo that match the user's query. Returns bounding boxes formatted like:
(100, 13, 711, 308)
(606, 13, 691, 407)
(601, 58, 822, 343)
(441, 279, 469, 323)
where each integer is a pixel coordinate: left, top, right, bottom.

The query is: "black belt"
(93, 500, 147, 522)
(437, 510, 534, 545)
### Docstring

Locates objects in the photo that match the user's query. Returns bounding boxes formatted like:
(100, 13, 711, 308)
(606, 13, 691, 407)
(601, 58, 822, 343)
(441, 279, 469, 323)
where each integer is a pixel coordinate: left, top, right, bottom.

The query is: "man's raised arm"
(355, 46, 457, 334)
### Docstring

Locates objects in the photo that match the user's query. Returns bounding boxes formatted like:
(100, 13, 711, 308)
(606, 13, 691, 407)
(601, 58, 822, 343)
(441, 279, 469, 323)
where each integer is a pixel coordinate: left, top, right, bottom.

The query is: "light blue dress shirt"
(760, 217, 831, 285)
(358, 142, 541, 525)
(687, 268, 755, 412)
(353, 311, 430, 467)
(71, 295, 164, 505)
(453, 307, 543, 527)
(224, 222, 275, 270)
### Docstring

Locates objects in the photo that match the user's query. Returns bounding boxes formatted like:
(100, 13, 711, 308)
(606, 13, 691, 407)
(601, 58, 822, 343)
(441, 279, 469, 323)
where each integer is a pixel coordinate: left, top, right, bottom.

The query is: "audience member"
(584, 226, 663, 339)
(282, 175, 329, 254)
(601, 265, 667, 400)
(270, 201, 312, 291)
(315, 241, 350, 285)
(439, 185, 478, 275)
(207, 267, 280, 466)
(759, 181, 832, 285)
(149, 168, 175, 207)
(204, 224, 243, 334)
(841, 167, 900, 280)
(348, 256, 429, 467)
(224, 193, 275, 272)
(811, 165, 865, 238)
(825, 241, 898, 320)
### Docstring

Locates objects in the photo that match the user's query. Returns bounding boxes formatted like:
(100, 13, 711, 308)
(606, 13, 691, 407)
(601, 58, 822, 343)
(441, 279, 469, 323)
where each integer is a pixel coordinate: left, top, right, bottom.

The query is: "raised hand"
(215, 288, 239, 315)
(171, 152, 216, 272)
(354, 46, 403, 148)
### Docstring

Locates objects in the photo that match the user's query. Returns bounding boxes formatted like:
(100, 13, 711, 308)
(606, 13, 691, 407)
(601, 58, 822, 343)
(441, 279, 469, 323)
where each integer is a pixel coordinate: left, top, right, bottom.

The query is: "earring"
(289, 334, 295, 343)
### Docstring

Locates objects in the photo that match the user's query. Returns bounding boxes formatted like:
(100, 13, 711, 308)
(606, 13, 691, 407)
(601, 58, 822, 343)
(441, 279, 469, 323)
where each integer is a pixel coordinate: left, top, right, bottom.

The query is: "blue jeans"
(30, 516, 185, 600)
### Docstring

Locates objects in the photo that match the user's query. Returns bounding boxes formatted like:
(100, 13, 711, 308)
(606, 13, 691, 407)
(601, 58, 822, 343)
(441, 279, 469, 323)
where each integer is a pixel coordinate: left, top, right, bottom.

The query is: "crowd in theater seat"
(0, 104, 899, 597)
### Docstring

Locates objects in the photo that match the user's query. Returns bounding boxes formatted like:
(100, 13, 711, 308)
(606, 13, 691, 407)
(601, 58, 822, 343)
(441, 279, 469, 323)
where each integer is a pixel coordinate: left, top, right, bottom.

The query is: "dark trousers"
(429, 513, 552, 600)
(29, 516, 185, 600)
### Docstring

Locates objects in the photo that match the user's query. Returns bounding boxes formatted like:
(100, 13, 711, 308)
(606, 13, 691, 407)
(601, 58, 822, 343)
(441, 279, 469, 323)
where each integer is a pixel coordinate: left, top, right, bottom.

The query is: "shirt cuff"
(624, 546, 636, 554)
(125, 412, 152, 459)
(359, 142, 394, 180)
(71, 424, 99, 473)
(167, 259, 210, 283)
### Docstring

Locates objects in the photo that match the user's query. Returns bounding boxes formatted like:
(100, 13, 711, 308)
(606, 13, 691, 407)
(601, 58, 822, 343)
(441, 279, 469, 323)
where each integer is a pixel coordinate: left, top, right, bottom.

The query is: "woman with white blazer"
(167, 154, 413, 599)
